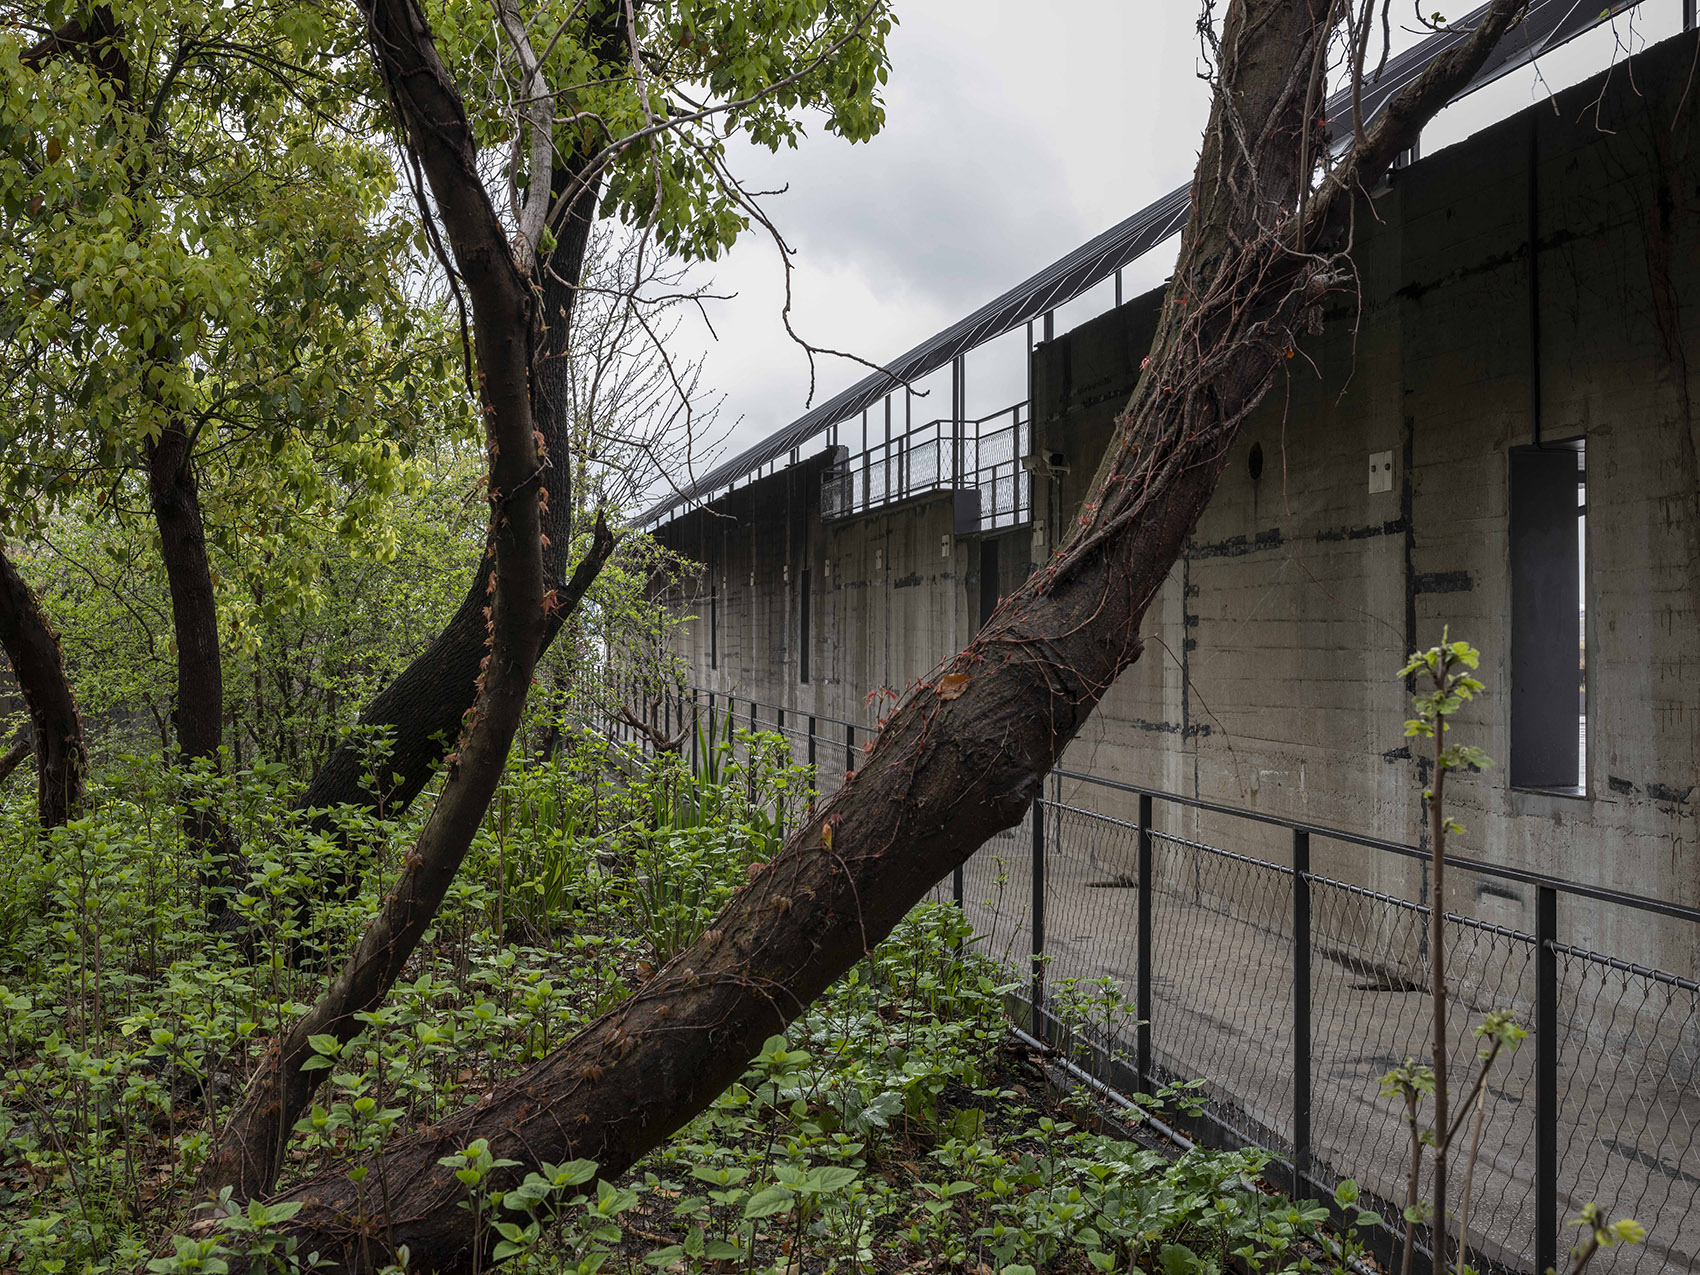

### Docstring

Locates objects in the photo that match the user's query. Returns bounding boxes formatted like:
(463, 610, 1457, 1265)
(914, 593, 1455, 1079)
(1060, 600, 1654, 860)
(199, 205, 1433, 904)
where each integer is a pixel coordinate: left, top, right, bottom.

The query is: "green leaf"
(742, 1185, 796, 1219)
(806, 1165, 859, 1193)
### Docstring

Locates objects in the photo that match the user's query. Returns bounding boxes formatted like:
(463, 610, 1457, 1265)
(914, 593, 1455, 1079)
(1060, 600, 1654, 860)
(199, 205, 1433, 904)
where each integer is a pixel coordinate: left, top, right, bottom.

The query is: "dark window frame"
(1508, 438, 1586, 795)
(799, 568, 811, 685)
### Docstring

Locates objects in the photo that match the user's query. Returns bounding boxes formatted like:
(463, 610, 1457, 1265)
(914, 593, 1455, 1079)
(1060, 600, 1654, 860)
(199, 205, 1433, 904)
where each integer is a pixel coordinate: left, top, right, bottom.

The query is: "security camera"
(1020, 452, 1071, 477)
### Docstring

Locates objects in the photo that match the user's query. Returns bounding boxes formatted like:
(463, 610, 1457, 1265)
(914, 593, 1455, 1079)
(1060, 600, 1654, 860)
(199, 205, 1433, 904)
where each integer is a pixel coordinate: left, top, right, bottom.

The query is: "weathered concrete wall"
(654, 32, 1700, 976)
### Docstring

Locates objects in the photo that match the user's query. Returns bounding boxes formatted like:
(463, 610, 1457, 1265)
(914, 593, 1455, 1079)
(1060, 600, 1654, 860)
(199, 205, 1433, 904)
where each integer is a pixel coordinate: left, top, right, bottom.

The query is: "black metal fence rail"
(594, 685, 1700, 1275)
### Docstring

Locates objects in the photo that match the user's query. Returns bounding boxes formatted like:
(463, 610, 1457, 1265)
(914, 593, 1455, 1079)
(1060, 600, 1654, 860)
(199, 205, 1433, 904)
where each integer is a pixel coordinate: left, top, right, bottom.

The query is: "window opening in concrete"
(799, 569, 811, 685)
(979, 539, 1000, 629)
(1509, 440, 1585, 793)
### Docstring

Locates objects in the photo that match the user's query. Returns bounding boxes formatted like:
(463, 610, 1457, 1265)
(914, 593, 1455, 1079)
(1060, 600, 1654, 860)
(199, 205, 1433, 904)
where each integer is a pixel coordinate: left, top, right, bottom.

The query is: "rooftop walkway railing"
(587, 682, 1700, 1275)
(820, 401, 1032, 532)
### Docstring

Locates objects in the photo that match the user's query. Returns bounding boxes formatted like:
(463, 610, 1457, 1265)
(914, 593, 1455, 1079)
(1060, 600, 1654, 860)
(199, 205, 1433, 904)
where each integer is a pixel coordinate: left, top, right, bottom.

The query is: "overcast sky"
(664, 0, 1682, 485)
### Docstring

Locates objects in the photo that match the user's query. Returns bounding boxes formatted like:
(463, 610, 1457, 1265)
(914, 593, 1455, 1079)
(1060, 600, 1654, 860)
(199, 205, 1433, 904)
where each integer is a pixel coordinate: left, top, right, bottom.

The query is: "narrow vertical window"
(799, 569, 811, 684)
(979, 538, 1000, 629)
(709, 564, 718, 671)
(1509, 441, 1585, 792)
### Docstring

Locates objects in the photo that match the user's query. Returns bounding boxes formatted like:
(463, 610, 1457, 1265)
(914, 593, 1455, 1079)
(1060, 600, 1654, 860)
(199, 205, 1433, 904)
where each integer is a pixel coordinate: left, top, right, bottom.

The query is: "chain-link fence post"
(1031, 783, 1046, 1037)
(1292, 828, 1312, 1199)
(806, 715, 817, 814)
(775, 707, 786, 836)
(1537, 884, 1558, 1275)
(1137, 792, 1153, 1093)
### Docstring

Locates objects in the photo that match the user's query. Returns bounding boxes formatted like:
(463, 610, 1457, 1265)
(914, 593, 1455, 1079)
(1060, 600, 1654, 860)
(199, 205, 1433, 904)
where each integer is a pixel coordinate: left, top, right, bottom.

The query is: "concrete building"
(641, 25, 1700, 1272)
(653, 29, 1698, 963)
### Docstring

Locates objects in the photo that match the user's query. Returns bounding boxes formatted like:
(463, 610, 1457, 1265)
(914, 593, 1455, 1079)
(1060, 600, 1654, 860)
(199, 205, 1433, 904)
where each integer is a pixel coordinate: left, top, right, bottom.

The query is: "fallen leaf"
(938, 672, 971, 700)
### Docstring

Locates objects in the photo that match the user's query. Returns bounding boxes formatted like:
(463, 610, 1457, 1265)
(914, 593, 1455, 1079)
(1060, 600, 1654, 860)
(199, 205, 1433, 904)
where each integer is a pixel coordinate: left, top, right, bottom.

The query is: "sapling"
(1387, 634, 1640, 1275)
(1389, 629, 1492, 1275)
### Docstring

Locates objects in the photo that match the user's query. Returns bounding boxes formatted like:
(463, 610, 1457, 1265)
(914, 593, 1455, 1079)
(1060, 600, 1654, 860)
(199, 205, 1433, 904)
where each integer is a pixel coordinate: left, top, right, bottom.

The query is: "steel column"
(775, 707, 786, 835)
(1137, 792, 1153, 1093)
(1292, 829, 1313, 1199)
(1536, 885, 1559, 1275)
(806, 715, 817, 814)
(1031, 785, 1047, 1033)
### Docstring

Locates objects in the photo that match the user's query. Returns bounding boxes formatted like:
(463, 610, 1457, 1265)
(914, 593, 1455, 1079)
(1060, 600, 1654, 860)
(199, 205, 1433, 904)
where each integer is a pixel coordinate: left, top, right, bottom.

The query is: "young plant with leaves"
(1386, 635, 1639, 1275)
(1390, 631, 1491, 1274)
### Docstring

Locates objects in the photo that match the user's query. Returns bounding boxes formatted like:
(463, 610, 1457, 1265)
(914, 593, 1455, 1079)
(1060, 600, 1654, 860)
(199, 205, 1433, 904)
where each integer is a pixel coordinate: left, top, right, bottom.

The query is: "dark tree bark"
(143, 419, 246, 917)
(245, 2, 1533, 1268)
(192, 0, 612, 1204)
(0, 547, 86, 827)
(295, 162, 610, 824)
(20, 5, 125, 79)
(146, 422, 224, 766)
(0, 731, 30, 787)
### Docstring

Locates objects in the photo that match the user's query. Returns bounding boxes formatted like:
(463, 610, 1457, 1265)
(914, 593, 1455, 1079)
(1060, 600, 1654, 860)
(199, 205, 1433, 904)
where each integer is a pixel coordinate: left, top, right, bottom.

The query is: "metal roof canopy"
(642, 0, 1647, 527)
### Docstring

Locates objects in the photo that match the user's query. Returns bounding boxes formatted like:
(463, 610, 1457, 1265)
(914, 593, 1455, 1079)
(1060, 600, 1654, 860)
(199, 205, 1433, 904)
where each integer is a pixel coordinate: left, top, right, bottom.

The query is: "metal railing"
(598, 686, 1700, 1275)
(820, 402, 1032, 531)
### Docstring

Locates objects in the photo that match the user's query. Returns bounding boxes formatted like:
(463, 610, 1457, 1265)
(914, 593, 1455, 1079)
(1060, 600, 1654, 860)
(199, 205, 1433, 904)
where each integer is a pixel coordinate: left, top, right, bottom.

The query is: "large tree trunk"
(0, 546, 86, 827)
(252, 3, 1532, 1269)
(146, 422, 224, 765)
(144, 419, 243, 914)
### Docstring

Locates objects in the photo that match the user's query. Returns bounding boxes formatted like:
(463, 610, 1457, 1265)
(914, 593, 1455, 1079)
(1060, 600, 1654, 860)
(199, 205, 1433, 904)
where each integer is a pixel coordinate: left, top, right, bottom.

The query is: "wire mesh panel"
(1555, 949, 1700, 1274)
(957, 815, 1033, 971)
(1305, 873, 1542, 1271)
(1145, 825, 1296, 1155)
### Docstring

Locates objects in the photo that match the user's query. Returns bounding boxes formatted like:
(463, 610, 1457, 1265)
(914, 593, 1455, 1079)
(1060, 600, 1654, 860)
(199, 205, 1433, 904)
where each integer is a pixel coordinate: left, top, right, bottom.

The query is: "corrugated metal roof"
(642, 0, 1646, 527)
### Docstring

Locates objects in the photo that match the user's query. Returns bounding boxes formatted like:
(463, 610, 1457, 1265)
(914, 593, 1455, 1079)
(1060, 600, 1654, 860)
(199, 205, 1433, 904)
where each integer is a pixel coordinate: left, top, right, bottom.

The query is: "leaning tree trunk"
(0, 729, 31, 787)
(248, 2, 1532, 1269)
(0, 546, 86, 827)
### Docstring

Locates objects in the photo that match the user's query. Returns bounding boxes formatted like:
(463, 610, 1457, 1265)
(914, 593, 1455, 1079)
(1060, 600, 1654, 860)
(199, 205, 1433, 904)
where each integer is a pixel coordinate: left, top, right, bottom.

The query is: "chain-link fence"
(610, 689, 1700, 1275)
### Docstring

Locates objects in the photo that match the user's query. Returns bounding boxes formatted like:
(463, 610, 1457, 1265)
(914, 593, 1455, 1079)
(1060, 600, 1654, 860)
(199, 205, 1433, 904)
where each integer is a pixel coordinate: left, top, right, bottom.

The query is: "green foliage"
(17, 451, 483, 769)
(1560, 1202, 1647, 1275)
(1401, 627, 1494, 802)
(427, 0, 895, 262)
(0, 1, 470, 601)
(0, 723, 1341, 1272)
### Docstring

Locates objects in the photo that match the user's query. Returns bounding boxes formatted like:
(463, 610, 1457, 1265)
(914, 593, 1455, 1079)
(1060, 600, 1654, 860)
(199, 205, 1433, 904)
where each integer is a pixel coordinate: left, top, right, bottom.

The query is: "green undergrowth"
(0, 725, 1352, 1274)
